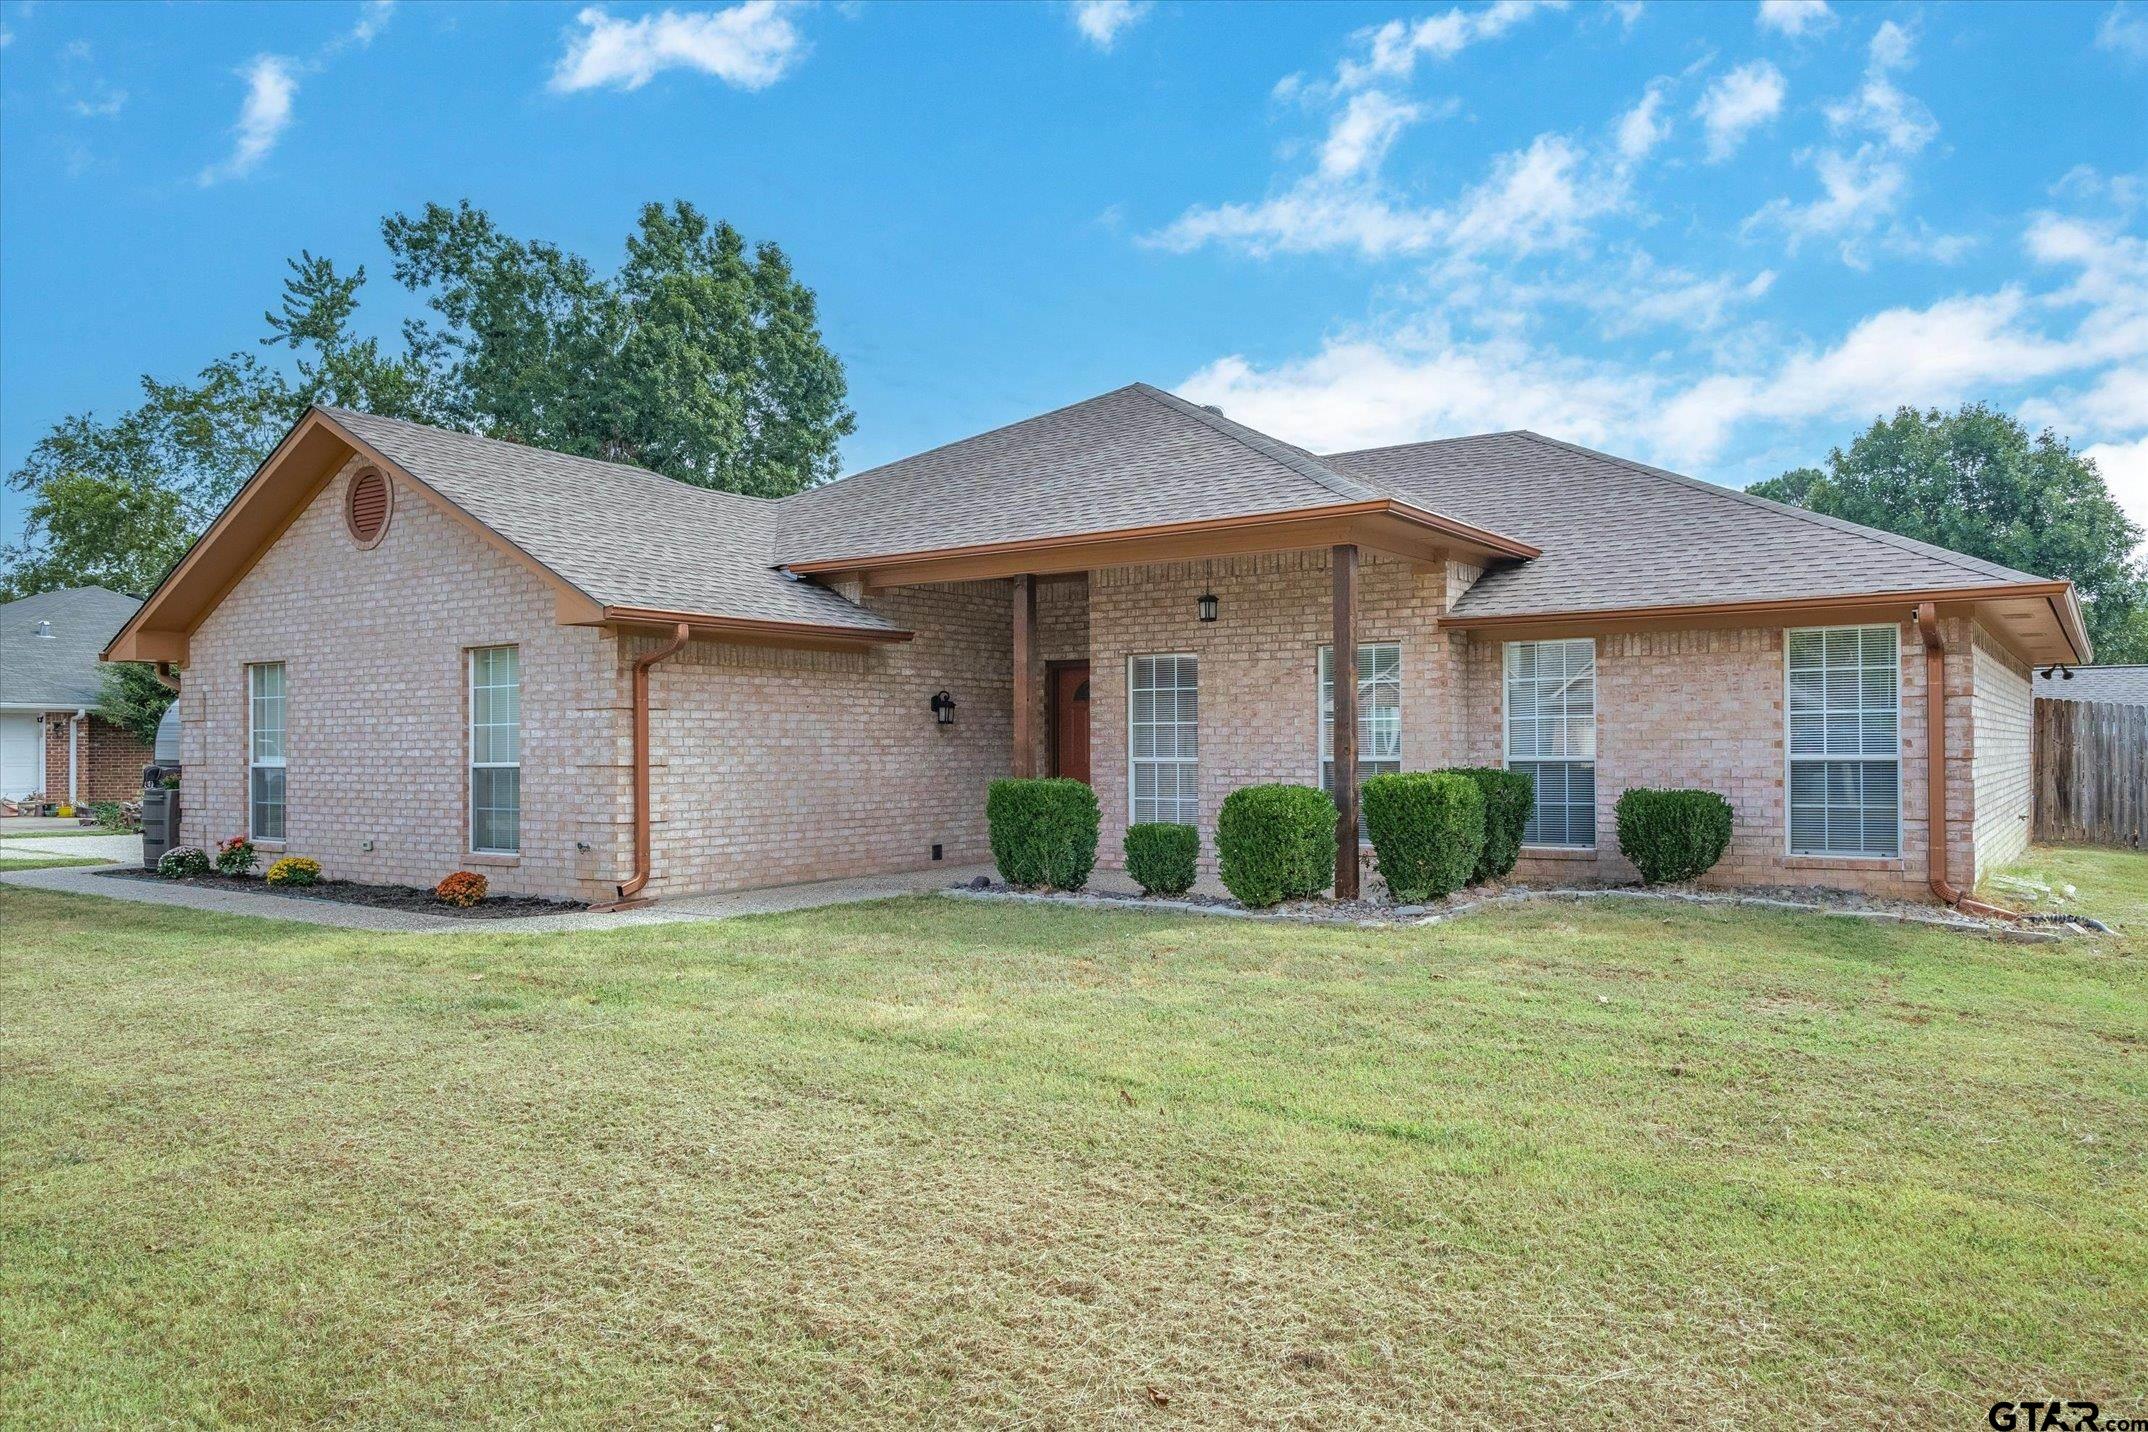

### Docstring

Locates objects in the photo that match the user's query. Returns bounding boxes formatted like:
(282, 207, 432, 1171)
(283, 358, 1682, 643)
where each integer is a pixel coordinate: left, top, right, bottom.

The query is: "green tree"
(1750, 405, 2148, 662)
(96, 662, 177, 746)
(5, 202, 852, 603)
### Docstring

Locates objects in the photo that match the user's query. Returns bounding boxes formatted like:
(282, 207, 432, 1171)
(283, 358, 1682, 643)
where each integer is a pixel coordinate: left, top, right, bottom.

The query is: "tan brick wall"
(639, 581, 1014, 896)
(1969, 620, 2033, 880)
(1081, 554, 2009, 901)
(181, 456, 625, 899)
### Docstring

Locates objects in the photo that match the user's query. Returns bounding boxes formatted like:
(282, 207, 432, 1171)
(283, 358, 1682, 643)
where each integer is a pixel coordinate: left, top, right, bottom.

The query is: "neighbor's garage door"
(1, 712, 40, 800)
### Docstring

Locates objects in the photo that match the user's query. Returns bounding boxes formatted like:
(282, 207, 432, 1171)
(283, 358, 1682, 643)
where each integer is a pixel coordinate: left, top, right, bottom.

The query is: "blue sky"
(3, 0, 2145, 552)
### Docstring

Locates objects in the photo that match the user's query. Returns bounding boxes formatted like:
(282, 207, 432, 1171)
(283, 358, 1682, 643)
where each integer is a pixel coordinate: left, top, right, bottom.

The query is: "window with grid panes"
(469, 645, 521, 854)
(1503, 638, 1596, 848)
(1786, 625, 1899, 857)
(1319, 643, 1401, 829)
(247, 662, 285, 841)
(1128, 654, 1198, 825)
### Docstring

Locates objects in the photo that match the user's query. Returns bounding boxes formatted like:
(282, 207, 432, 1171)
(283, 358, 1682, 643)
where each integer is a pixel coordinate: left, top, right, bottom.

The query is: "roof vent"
(1200, 404, 1225, 416)
(34, 620, 53, 639)
(345, 468, 392, 548)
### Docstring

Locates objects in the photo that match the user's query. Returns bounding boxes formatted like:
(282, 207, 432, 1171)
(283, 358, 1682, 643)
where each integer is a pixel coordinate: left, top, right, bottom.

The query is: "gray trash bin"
(141, 786, 180, 871)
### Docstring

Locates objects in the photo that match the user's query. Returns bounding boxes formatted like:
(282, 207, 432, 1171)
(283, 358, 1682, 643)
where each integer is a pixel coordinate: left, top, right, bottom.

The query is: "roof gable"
(773, 383, 1388, 566)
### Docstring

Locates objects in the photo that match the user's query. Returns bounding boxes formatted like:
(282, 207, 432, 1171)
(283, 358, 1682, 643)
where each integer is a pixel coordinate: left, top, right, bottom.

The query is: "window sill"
(463, 852, 521, 868)
(251, 840, 286, 854)
(1519, 845, 1598, 861)
(1784, 854, 1903, 870)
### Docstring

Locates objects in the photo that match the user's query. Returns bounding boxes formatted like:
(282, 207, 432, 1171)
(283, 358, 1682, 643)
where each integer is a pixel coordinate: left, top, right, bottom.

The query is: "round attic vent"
(345, 467, 392, 548)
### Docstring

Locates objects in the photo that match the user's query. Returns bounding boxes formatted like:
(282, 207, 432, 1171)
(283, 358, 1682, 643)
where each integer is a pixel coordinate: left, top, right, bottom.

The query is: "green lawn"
(0, 852, 116, 871)
(2, 848, 2143, 1425)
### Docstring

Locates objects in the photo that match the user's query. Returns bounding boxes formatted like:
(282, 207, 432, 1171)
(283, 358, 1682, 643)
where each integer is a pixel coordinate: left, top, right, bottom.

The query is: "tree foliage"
(1749, 405, 2148, 662)
(3, 202, 852, 600)
(97, 662, 177, 746)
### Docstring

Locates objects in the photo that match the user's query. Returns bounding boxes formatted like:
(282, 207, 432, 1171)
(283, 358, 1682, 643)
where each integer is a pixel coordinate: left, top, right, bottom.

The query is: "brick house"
(104, 385, 2089, 907)
(3, 586, 156, 807)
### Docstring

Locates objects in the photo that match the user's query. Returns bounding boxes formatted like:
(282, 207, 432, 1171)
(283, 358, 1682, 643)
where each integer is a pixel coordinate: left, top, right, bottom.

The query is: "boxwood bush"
(1215, 784, 1337, 908)
(1362, 771, 1486, 903)
(1124, 822, 1198, 896)
(1436, 767, 1534, 882)
(986, 778, 1101, 890)
(1615, 787, 1735, 884)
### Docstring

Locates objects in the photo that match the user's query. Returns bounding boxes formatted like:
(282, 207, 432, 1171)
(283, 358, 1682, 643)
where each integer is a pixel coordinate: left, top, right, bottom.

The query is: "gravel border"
(944, 882, 2093, 943)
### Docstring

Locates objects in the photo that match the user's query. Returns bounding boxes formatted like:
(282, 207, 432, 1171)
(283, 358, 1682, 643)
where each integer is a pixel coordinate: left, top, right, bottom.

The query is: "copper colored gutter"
(151, 662, 181, 692)
(1914, 602, 2020, 921)
(604, 621, 691, 909)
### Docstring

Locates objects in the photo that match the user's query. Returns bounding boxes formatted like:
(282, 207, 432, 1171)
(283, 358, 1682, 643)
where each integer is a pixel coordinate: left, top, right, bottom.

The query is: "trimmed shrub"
(1124, 823, 1199, 896)
(1362, 772, 1486, 903)
(1216, 784, 1337, 909)
(265, 856, 322, 887)
(435, 870, 489, 907)
(157, 845, 210, 879)
(1615, 788, 1735, 885)
(986, 778, 1101, 890)
(1436, 767, 1534, 882)
(215, 835, 258, 877)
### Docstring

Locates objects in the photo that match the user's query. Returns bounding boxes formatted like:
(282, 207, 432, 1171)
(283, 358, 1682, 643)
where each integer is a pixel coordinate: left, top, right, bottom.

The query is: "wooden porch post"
(1012, 574, 1036, 777)
(1332, 544, 1359, 899)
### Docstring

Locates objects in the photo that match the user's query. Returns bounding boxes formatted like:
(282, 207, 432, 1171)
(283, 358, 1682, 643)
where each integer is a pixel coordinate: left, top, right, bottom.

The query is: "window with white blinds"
(1319, 642, 1402, 815)
(1504, 638, 1597, 848)
(1786, 625, 1899, 857)
(1128, 654, 1198, 826)
(469, 645, 522, 855)
(247, 662, 285, 841)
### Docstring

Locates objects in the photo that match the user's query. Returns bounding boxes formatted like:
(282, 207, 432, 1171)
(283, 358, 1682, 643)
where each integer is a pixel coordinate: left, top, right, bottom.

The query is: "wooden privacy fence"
(2034, 698, 2147, 848)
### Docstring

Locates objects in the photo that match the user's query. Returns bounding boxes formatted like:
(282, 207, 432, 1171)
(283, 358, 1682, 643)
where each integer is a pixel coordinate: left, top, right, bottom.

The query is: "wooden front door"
(1049, 662, 1091, 784)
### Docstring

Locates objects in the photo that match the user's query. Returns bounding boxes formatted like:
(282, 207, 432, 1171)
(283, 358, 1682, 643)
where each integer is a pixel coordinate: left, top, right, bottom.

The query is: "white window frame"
(468, 645, 522, 856)
(246, 661, 286, 843)
(1502, 638, 1598, 850)
(1126, 653, 1198, 828)
(1783, 623, 1902, 860)
(1317, 642, 1402, 823)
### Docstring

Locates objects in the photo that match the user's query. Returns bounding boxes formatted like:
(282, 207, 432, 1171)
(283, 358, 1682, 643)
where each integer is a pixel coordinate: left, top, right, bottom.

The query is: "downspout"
(1914, 603, 2019, 920)
(151, 662, 181, 693)
(607, 622, 692, 908)
(68, 708, 85, 806)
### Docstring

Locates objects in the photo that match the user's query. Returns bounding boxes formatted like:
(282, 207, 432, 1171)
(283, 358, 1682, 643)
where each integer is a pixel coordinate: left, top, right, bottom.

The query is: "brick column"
(1332, 544, 1359, 899)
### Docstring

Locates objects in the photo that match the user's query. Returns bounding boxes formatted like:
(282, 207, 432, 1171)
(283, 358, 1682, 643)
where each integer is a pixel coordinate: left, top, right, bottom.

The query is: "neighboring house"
(105, 385, 2089, 906)
(2, 586, 155, 805)
(2034, 664, 2148, 706)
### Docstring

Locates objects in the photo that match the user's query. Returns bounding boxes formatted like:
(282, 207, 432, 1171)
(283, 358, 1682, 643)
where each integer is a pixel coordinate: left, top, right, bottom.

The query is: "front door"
(1049, 663, 1091, 784)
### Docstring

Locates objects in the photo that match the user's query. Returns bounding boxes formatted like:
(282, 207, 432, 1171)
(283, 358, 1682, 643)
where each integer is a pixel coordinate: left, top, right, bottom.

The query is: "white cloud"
(2097, 2, 2148, 61)
(1757, 0, 1834, 38)
(1608, 2, 1645, 33)
(1145, 184, 1444, 259)
(1615, 80, 1670, 160)
(1447, 134, 1625, 256)
(550, 2, 805, 93)
(1747, 25, 1958, 265)
(1325, 0, 1566, 91)
(349, 0, 394, 46)
(1320, 91, 1423, 180)
(1693, 60, 1785, 162)
(71, 86, 126, 118)
(2084, 437, 2148, 548)
(198, 55, 297, 185)
(1172, 207, 2148, 473)
(1071, 0, 1150, 50)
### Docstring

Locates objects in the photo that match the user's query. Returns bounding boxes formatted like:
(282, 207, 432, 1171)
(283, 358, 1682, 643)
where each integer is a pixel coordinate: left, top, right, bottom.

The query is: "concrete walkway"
(2, 833, 144, 863)
(0, 858, 994, 935)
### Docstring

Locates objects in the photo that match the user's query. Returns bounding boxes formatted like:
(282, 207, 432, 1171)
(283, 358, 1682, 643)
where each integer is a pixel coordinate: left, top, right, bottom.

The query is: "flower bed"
(102, 868, 585, 919)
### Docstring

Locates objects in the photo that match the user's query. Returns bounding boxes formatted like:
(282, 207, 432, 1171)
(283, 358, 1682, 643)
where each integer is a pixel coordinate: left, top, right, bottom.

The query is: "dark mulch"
(99, 868, 587, 919)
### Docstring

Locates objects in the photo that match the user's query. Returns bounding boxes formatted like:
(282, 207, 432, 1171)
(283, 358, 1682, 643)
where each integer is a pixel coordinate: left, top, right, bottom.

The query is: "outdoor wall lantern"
(1197, 592, 1219, 623)
(2040, 665, 2074, 680)
(930, 689, 957, 725)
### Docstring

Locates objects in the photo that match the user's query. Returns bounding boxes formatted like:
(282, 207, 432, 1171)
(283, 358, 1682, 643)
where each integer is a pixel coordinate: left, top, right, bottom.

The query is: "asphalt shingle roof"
(311, 392, 2058, 636)
(1320, 430, 2048, 619)
(774, 383, 1385, 564)
(2035, 664, 2148, 705)
(2, 586, 142, 707)
(325, 409, 903, 634)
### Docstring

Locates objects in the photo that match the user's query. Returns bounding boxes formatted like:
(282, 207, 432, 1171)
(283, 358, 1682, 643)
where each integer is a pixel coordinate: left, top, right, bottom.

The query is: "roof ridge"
(778, 383, 1165, 507)
(1132, 384, 1386, 504)
(1508, 430, 2046, 589)
(1320, 430, 1531, 460)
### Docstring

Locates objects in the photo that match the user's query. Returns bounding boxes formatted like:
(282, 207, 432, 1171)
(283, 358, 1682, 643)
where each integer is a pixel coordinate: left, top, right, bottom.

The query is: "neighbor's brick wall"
(640, 581, 1016, 895)
(1969, 620, 2033, 880)
(35, 712, 149, 805)
(181, 455, 625, 899)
